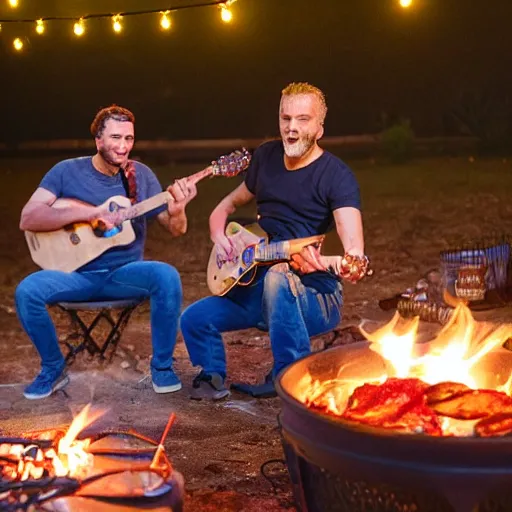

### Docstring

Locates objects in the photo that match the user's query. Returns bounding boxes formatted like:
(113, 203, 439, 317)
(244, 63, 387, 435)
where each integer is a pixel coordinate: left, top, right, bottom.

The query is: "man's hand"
(91, 206, 125, 232)
(290, 245, 327, 275)
(322, 254, 372, 283)
(211, 230, 235, 262)
(167, 178, 198, 217)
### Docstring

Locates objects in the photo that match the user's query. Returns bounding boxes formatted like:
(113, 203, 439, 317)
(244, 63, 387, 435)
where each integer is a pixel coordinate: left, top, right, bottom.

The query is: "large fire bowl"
(276, 341, 512, 512)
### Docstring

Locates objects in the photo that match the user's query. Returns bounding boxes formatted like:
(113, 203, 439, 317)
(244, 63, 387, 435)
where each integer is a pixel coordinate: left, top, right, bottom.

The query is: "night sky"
(1, 0, 511, 143)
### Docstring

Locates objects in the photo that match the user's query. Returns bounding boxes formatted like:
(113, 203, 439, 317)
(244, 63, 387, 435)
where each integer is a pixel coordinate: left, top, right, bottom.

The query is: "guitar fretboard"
(254, 242, 290, 262)
(118, 166, 214, 223)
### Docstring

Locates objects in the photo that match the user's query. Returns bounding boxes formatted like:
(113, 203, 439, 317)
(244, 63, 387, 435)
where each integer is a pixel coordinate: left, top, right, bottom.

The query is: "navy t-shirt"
(39, 156, 165, 272)
(244, 140, 361, 292)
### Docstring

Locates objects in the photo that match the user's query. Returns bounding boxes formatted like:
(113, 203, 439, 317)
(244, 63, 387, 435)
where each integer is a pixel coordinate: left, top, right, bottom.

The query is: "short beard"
(283, 134, 316, 159)
(98, 147, 123, 169)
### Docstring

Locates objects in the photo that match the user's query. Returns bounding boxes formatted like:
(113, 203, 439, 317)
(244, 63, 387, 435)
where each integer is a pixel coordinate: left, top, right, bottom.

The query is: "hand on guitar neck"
(290, 245, 372, 283)
(165, 178, 198, 217)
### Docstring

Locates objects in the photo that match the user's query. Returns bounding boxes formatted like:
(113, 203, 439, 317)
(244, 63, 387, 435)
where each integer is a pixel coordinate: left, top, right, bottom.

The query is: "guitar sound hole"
(69, 233, 81, 245)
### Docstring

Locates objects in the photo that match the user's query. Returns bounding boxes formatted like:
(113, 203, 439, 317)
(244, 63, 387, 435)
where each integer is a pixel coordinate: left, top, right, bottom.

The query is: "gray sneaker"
(191, 371, 230, 401)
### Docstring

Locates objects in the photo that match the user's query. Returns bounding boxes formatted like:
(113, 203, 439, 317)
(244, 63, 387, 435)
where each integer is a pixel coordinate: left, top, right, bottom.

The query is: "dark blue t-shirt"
(244, 140, 361, 292)
(39, 156, 165, 272)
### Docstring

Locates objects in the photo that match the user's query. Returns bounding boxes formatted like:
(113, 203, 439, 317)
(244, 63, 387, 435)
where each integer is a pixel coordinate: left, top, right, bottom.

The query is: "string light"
(219, 3, 233, 23)
(0, 1, 241, 53)
(399, 0, 412, 7)
(160, 11, 171, 30)
(13, 37, 23, 50)
(35, 19, 45, 35)
(73, 18, 85, 37)
(112, 14, 123, 33)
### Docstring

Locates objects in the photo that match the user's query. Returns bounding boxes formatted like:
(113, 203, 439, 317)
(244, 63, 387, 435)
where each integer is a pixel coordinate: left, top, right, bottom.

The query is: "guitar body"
(25, 196, 136, 273)
(207, 222, 325, 296)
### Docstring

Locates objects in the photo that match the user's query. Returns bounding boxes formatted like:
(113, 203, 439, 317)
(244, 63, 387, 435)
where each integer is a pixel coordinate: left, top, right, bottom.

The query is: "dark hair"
(90, 105, 135, 138)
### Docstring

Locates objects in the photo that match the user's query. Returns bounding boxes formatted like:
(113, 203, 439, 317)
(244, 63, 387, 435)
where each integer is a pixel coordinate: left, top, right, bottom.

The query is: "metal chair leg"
(59, 305, 139, 365)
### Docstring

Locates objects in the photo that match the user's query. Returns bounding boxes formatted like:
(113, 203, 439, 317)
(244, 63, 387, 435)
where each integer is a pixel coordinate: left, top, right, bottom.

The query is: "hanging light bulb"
(74, 18, 85, 36)
(160, 11, 171, 30)
(112, 14, 123, 33)
(220, 4, 233, 23)
(399, 0, 412, 7)
(13, 37, 23, 51)
(35, 19, 45, 35)
(8, 0, 19, 8)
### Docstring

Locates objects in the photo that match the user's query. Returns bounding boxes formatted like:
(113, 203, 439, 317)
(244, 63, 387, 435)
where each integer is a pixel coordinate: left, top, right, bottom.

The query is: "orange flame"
(363, 304, 512, 389)
(298, 304, 512, 435)
(53, 403, 106, 477)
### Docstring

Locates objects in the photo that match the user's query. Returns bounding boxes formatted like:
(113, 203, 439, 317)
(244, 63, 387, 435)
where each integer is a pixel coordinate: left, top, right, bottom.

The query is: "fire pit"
(0, 406, 184, 511)
(276, 304, 512, 512)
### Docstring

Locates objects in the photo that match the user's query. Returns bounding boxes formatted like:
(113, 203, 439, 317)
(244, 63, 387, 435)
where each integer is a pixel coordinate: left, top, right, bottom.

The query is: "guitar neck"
(119, 165, 214, 222)
(254, 235, 325, 262)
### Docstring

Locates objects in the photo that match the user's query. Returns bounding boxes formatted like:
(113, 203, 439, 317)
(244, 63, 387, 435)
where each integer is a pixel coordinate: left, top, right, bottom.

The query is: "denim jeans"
(15, 261, 182, 372)
(180, 263, 343, 380)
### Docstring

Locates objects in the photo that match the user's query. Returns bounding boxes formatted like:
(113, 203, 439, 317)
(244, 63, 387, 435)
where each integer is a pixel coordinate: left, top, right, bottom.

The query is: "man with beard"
(180, 82, 368, 400)
(16, 105, 197, 399)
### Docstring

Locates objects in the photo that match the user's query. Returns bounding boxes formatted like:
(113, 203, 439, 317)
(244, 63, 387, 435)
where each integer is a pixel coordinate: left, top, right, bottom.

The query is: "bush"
(380, 119, 415, 163)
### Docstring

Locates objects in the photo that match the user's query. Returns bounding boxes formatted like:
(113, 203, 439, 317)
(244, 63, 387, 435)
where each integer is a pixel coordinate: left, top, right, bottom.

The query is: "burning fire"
(0, 404, 107, 483)
(54, 403, 105, 477)
(1, 407, 179, 511)
(297, 304, 512, 436)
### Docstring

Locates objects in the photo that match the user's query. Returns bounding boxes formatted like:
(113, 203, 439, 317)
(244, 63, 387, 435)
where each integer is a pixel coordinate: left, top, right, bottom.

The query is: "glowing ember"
(298, 304, 512, 436)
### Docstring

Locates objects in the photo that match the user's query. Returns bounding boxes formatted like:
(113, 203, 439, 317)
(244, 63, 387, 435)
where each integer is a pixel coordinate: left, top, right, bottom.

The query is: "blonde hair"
(281, 82, 327, 123)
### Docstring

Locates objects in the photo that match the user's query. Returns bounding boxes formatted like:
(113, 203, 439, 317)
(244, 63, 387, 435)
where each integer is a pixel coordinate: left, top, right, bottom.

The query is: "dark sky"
(1, 0, 511, 142)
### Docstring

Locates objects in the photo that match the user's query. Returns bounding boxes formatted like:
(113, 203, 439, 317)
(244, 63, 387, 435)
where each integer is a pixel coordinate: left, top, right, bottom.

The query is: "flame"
(362, 304, 512, 389)
(299, 304, 512, 436)
(54, 404, 106, 477)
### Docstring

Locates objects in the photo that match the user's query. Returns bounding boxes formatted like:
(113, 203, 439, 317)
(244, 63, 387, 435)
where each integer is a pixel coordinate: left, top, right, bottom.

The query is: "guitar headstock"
(211, 148, 252, 177)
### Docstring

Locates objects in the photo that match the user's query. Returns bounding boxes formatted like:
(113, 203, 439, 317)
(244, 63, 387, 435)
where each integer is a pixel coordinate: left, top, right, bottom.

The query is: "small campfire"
(296, 304, 512, 437)
(0, 405, 183, 511)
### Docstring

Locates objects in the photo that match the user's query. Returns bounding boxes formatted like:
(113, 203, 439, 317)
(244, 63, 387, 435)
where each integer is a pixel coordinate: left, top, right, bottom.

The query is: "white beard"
(283, 135, 315, 158)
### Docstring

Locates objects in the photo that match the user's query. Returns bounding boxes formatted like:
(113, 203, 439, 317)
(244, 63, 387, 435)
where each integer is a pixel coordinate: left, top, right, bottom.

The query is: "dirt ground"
(1, 154, 512, 511)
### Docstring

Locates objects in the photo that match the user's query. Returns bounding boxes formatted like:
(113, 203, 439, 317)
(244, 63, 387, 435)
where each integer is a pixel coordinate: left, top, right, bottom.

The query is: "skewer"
(150, 413, 176, 475)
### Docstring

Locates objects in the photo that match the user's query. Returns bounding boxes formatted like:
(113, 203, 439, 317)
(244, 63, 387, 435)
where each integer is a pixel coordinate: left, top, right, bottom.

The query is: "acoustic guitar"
(207, 222, 328, 296)
(25, 149, 251, 273)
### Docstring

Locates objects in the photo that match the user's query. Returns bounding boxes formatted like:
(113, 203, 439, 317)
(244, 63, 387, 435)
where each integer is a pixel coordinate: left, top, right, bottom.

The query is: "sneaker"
(151, 367, 182, 394)
(23, 365, 69, 400)
(191, 371, 230, 401)
(230, 371, 277, 398)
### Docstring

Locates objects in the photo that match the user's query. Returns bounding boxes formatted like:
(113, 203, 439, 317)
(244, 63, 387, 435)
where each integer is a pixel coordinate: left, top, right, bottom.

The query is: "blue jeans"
(180, 263, 343, 380)
(15, 261, 182, 372)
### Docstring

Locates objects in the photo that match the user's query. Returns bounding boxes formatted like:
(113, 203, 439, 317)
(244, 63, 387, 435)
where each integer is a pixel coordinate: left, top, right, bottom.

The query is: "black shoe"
(190, 371, 230, 401)
(230, 371, 277, 398)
